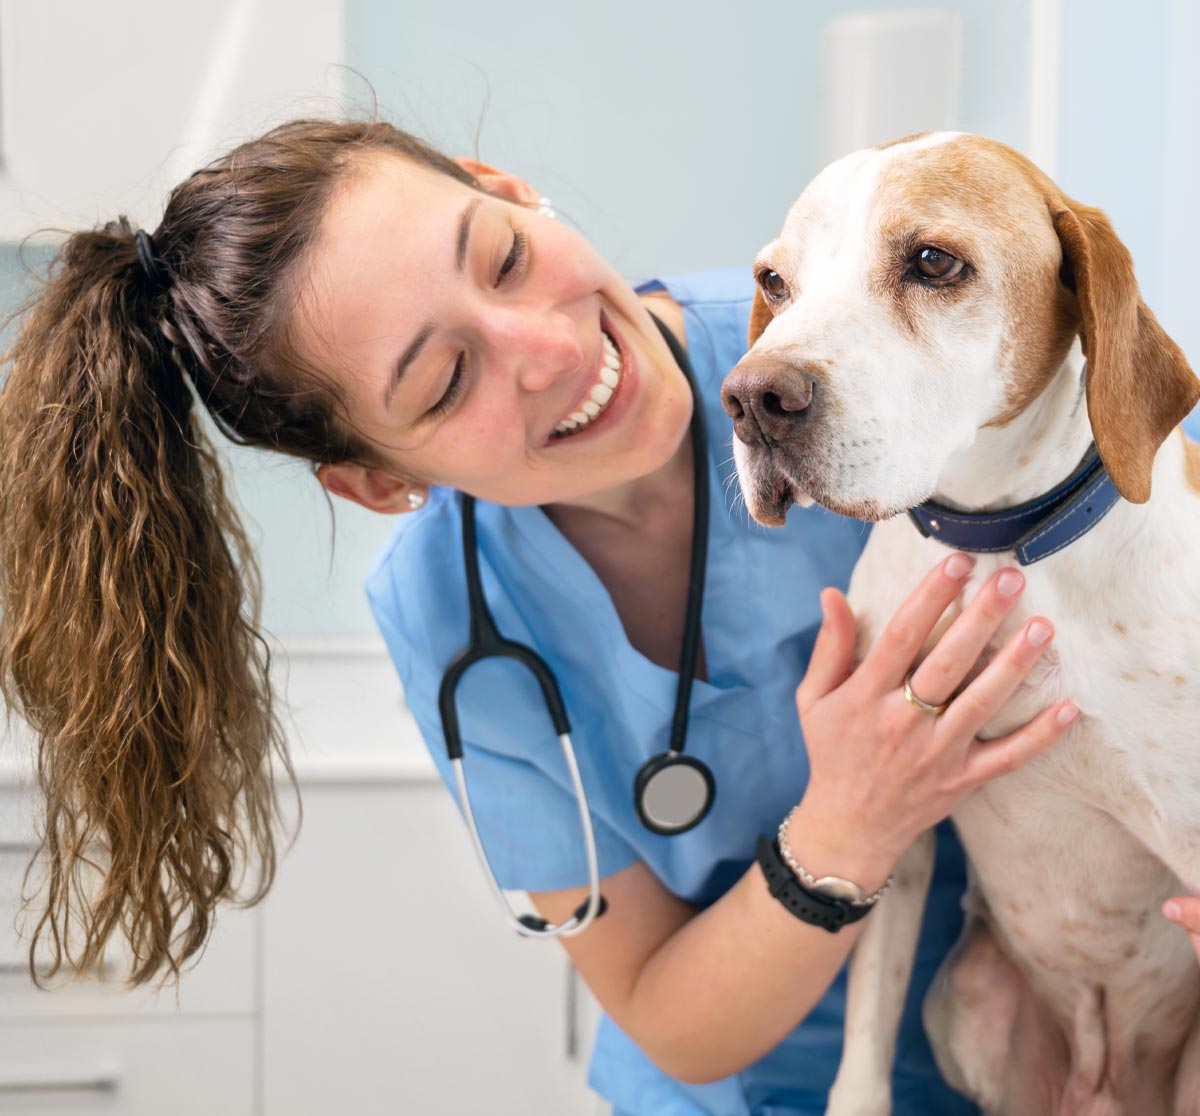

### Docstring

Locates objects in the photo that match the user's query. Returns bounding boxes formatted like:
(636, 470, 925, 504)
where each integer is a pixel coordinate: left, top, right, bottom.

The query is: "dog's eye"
(914, 247, 964, 283)
(759, 269, 789, 302)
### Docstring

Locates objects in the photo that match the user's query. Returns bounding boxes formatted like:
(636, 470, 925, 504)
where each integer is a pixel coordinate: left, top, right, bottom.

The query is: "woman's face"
(299, 153, 693, 510)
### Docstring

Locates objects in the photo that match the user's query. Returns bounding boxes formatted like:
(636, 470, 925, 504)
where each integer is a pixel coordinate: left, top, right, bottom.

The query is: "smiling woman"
(0, 112, 1079, 1116)
(298, 150, 692, 512)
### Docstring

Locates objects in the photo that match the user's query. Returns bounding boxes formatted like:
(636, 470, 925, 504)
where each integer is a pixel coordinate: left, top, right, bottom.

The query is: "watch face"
(810, 876, 866, 904)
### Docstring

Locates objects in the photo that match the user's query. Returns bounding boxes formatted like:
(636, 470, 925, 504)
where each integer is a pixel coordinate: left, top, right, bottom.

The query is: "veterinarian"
(0, 119, 1088, 1115)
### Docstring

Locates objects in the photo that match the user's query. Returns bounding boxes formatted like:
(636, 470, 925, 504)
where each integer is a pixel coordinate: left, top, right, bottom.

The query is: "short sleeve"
(365, 534, 641, 894)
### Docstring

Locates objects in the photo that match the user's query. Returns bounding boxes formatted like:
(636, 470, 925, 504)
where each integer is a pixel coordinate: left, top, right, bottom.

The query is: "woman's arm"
(531, 553, 1078, 1085)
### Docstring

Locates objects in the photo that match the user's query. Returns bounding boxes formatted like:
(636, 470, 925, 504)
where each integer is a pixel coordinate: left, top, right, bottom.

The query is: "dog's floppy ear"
(1052, 200, 1199, 503)
(748, 286, 772, 348)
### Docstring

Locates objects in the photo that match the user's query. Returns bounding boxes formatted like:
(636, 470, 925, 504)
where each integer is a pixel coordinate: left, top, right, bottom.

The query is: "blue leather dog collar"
(906, 442, 1121, 565)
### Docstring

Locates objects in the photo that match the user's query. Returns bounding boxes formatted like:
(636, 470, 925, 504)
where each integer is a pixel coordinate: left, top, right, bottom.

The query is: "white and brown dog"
(723, 132, 1200, 1115)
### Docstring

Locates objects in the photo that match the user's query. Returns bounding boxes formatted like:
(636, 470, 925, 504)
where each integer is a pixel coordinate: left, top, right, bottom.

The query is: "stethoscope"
(437, 314, 712, 938)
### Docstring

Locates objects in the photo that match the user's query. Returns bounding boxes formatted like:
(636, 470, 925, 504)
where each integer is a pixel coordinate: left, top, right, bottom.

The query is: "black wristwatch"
(755, 835, 875, 933)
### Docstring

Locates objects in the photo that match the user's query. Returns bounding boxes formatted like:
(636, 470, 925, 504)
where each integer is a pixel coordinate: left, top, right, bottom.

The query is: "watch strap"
(755, 835, 873, 933)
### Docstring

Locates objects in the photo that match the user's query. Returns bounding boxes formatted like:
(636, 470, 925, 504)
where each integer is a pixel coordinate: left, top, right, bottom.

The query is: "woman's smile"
(548, 314, 630, 445)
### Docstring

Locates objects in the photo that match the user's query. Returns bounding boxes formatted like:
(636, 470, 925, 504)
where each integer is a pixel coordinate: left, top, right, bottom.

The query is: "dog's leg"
(825, 830, 936, 1116)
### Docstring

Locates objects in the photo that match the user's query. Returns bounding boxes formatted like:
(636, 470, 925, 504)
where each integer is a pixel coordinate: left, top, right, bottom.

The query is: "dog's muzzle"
(721, 355, 816, 447)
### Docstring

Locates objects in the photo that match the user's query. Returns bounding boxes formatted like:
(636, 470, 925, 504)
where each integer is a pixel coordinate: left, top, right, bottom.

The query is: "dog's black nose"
(721, 355, 815, 447)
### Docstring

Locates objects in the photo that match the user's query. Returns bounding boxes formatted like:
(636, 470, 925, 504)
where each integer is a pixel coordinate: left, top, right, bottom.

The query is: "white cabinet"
(261, 780, 606, 1116)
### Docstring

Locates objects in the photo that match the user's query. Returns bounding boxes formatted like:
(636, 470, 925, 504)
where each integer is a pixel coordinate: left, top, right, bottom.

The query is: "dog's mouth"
(741, 450, 898, 526)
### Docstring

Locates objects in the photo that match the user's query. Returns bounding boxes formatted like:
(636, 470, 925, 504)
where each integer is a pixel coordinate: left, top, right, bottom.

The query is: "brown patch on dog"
(747, 286, 772, 348)
(1175, 675, 1187, 687)
(1182, 426, 1200, 495)
(1113, 620, 1128, 635)
(1144, 738, 1161, 749)
(1120, 671, 1137, 682)
(868, 137, 1082, 427)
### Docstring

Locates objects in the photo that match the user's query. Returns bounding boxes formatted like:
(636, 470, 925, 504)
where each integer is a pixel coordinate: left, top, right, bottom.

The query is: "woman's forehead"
(295, 156, 473, 375)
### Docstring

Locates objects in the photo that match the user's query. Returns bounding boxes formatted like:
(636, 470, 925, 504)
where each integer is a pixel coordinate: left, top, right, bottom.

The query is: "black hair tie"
(134, 229, 170, 292)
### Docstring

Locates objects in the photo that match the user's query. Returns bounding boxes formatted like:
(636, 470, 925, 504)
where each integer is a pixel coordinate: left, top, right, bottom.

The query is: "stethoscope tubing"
(452, 733, 604, 938)
(438, 312, 709, 938)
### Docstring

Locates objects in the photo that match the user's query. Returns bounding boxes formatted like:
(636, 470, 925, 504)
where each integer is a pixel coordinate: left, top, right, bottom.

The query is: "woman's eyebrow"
(383, 198, 483, 409)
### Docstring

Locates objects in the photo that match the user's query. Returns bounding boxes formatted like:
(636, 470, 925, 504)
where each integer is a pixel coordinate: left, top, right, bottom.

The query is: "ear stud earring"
(536, 196, 556, 219)
(406, 490, 427, 510)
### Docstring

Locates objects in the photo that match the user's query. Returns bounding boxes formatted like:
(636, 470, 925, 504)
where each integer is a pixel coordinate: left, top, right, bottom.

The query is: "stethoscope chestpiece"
(633, 751, 715, 836)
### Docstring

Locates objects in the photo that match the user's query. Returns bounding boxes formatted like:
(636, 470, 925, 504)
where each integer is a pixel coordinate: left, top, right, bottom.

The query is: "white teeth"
(553, 327, 624, 438)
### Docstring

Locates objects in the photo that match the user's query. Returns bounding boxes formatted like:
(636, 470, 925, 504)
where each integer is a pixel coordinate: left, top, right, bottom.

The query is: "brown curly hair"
(0, 117, 479, 986)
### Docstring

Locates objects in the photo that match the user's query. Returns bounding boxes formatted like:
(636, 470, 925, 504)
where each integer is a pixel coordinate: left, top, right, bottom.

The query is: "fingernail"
(1028, 620, 1052, 646)
(819, 591, 828, 622)
(946, 553, 973, 579)
(1165, 901, 1182, 921)
(1056, 702, 1079, 727)
(998, 570, 1024, 597)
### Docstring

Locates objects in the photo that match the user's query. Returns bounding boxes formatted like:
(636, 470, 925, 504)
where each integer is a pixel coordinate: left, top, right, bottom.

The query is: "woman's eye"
(759, 269, 788, 302)
(495, 228, 528, 287)
(428, 354, 467, 418)
(913, 247, 965, 283)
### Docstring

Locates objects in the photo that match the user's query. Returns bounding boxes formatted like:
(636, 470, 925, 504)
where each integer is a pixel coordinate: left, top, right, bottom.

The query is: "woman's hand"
(787, 551, 1079, 887)
(1163, 899, 1200, 965)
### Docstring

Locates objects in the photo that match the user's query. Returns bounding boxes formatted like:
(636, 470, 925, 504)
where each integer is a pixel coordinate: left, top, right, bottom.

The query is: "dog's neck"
(931, 341, 1097, 513)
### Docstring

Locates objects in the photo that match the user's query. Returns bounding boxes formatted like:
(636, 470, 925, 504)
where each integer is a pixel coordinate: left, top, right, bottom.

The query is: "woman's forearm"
(623, 798, 897, 1084)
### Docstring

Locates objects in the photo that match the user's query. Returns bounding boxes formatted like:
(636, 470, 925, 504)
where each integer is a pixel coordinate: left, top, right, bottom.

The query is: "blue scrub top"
(365, 268, 977, 1116)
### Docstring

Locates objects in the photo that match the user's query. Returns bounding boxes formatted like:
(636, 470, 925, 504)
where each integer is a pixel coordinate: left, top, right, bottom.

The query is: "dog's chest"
(849, 518, 1200, 1005)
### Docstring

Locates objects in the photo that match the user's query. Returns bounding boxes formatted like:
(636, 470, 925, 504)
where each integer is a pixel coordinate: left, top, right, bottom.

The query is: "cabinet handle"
(0, 1071, 119, 1094)
(565, 959, 580, 1061)
(0, 958, 119, 979)
(0, 840, 37, 855)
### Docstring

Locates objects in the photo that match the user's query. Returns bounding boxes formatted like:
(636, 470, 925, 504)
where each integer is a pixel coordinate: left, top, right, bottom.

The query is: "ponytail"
(0, 219, 295, 985)
(0, 114, 480, 986)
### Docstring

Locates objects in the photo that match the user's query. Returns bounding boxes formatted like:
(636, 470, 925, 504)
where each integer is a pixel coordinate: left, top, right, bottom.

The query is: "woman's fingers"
(962, 698, 1079, 787)
(795, 588, 858, 716)
(1163, 898, 1200, 966)
(907, 567, 1029, 709)
(859, 552, 975, 688)
(936, 616, 1056, 744)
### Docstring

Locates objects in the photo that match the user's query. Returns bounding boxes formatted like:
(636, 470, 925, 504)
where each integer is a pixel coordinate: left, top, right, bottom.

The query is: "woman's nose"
(487, 308, 584, 392)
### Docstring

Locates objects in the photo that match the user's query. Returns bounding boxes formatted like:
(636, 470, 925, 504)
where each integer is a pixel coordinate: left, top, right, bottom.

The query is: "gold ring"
(903, 670, 950, 716)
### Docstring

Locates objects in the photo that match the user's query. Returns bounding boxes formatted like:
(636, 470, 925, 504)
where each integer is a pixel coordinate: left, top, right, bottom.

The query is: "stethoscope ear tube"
(438, 495, 572, 761)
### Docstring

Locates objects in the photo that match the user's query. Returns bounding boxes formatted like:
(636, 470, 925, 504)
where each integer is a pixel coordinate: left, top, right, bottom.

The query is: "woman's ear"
(453, 157, 540, 207)
(316, 462, 424, 515)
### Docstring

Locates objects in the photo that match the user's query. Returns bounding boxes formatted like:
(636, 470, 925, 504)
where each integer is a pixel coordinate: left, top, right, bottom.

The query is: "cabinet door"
(0, 1019, 254, 1114)
(262, 782, 607, 1116)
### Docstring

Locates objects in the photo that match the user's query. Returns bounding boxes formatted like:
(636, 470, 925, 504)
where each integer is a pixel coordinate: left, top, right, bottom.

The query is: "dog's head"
(722, 132, 1199, 525)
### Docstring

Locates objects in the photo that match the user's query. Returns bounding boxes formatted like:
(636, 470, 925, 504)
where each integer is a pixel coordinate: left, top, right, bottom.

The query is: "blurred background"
(0, 0, 1195, 1112)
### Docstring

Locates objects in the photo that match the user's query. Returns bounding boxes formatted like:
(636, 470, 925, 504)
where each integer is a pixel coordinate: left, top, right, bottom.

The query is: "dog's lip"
(748, 467, 797, 527)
